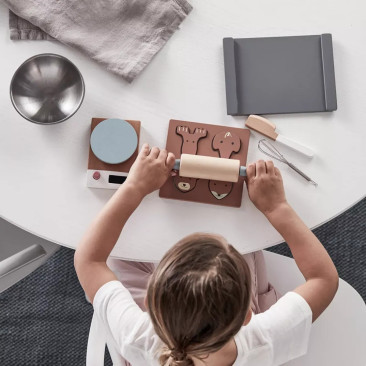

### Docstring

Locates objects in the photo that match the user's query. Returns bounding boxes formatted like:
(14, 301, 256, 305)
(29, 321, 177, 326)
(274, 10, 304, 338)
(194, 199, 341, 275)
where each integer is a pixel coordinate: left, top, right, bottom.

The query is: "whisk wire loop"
(258, 139, 288, 163)
(257, 139, 317, 186)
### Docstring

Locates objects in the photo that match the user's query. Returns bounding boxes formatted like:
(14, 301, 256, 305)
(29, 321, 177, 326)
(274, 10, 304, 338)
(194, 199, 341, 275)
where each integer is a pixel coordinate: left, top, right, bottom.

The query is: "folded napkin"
(5, 0, 192, 82)
(9, 11, 53, 40)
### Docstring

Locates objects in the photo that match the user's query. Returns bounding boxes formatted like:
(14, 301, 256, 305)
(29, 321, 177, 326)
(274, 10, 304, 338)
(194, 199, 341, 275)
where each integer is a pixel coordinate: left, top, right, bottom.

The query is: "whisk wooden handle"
(173, 154, 247, 182)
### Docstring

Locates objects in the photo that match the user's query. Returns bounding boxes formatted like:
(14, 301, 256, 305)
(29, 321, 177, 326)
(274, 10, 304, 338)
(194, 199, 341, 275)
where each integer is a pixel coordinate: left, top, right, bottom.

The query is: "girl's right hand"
(246, 160, 288, 217)
(125, 143, 175, 198)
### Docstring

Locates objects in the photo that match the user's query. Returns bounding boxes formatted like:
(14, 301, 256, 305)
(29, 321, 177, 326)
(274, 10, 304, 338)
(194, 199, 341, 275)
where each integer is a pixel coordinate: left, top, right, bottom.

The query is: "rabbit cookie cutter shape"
(208, 131, 241, 200)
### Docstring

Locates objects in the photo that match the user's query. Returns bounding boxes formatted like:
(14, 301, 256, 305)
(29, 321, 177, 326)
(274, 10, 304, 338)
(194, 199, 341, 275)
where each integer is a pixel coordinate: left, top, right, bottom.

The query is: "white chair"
(87, 251, 366, 366)
(263, 251, 366, 366)
(87, 310, 126, 366)
(0, 217, 60, 293)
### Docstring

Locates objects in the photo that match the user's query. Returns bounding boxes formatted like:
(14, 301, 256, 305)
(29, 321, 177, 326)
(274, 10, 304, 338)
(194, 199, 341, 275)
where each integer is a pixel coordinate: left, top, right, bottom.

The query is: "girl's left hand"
(125, 144, 175, 197)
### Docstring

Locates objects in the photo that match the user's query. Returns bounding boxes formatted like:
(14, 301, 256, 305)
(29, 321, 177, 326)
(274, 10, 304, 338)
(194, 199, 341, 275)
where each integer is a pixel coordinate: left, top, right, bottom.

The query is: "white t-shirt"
(93, 281, 312, 366)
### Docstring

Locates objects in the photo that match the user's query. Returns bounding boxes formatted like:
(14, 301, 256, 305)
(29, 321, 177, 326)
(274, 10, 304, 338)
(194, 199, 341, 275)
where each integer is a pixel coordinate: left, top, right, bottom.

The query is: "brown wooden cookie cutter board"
(159, 119, 250, 207)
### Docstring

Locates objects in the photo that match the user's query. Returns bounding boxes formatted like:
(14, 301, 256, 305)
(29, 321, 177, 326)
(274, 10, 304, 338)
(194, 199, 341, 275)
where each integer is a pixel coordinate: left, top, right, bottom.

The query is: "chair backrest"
(0, 217, 59, 294)
(87, 252, 366, 366)
(263, 251, 366, 366)
(87, 311, 127, 366)
(86, 312, 107, 366)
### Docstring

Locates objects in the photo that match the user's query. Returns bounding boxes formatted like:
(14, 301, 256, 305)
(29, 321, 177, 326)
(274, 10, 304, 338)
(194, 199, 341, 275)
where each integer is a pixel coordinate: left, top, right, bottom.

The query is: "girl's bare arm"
(74, 144, 175, 303)
(246, 160, 339, 322)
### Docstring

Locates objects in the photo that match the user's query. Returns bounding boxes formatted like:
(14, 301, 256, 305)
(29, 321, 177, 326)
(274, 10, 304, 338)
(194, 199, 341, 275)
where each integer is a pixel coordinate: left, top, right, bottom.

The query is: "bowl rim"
(9, 53, 85, 125)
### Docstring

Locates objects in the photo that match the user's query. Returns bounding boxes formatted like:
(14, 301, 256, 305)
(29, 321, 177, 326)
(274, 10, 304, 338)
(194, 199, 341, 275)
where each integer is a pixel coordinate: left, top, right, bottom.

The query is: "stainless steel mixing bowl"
(10, 53, 85, 124)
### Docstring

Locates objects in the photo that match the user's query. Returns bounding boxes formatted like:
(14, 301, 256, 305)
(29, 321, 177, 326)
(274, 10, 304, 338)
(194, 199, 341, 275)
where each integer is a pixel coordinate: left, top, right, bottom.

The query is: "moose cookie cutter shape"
(176, 126, 208, 155)
(174, 125, 208, 192)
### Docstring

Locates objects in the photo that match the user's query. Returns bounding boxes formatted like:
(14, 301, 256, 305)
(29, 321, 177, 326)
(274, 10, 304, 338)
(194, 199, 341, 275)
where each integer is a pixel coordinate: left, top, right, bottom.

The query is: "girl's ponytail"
(159, 347, 194, 366)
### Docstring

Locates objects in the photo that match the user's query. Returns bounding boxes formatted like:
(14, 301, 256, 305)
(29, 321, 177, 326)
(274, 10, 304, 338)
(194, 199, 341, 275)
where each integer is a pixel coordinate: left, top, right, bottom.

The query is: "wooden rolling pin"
(173, 154, 247, 183)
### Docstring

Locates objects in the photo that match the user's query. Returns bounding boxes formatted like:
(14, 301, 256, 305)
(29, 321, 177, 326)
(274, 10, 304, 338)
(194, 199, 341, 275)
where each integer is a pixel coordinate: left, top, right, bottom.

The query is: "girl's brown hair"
(146, 233, 252, 366)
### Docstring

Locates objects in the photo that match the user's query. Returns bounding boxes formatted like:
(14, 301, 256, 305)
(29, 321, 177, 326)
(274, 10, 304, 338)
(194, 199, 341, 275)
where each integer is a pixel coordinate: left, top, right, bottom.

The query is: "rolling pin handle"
(173, 159, 181, 171)
(239, 166, 247, 177)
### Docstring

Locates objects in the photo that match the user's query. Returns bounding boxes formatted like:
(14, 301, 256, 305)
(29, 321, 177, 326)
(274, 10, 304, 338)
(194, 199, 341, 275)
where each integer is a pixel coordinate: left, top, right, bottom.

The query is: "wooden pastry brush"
(245, 115, 314, 158)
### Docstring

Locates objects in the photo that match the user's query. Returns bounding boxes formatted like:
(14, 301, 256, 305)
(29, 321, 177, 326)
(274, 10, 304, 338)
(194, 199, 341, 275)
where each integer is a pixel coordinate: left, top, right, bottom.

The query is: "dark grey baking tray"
(223, 34, 337, 115)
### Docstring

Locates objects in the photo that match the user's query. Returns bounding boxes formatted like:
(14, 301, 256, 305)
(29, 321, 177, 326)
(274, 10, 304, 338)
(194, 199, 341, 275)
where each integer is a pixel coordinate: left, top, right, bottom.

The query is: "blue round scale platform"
(90, 119, 138, 164)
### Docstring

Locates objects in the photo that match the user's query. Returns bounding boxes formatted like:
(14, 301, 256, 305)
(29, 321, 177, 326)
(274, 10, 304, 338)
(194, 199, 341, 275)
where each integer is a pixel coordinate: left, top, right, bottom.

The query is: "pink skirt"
(107, 250, 279, 315)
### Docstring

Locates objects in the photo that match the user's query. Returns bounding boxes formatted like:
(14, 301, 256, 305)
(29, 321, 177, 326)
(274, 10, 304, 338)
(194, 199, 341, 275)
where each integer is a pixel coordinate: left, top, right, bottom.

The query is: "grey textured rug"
(1, 198, 365, 365)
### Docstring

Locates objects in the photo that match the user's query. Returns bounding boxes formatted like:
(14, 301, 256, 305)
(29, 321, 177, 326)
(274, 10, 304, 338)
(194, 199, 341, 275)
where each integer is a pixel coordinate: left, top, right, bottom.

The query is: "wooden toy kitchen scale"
(87, 118, 140, 189)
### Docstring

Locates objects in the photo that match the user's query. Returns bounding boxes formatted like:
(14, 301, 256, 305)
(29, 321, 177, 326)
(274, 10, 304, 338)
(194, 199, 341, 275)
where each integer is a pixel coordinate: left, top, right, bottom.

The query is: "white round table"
(1, 0, 365, 261)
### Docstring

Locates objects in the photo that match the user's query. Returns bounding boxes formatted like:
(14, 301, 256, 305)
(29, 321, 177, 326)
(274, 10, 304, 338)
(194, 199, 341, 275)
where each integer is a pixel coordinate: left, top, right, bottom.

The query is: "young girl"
(75, 144, 339, 366)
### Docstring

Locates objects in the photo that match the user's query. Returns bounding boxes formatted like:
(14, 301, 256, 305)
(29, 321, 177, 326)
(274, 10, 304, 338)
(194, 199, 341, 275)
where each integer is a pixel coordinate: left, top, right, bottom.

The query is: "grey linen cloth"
(4, 0, 192, 82)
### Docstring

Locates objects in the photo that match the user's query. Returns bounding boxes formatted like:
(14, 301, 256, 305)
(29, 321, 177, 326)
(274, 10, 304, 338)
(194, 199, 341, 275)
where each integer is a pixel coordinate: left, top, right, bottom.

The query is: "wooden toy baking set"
(87, 118, 140, 189)
(159, 119, 250, 207)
